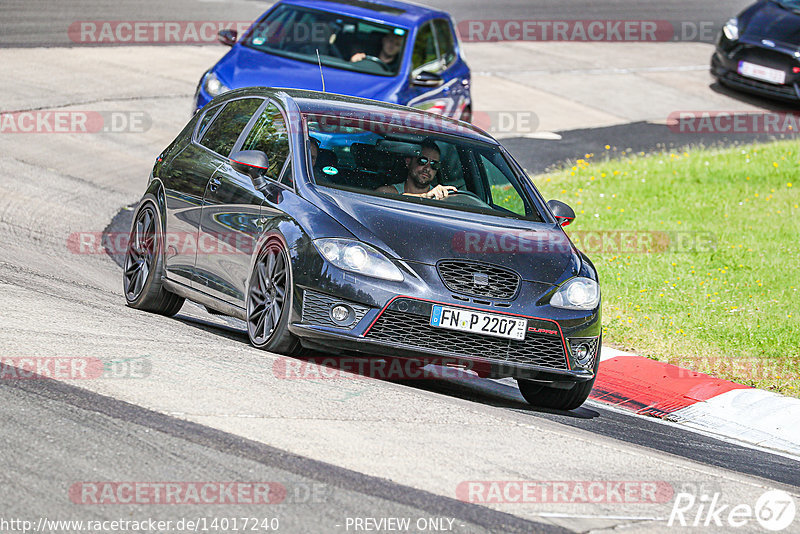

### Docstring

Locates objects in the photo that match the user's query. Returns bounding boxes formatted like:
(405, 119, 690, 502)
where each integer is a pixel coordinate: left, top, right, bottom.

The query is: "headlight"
(314, 238, 403, 282)
(203, 71, 230, 97)
(550, 277, 600, 310)
(722, 17, 739, 41)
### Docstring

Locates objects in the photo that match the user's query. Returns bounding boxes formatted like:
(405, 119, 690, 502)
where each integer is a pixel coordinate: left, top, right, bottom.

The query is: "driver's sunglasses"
(416, 157, 440, 170)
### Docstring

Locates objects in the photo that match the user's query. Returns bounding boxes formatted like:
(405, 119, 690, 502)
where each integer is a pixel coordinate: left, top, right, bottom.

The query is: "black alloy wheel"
(246, 241, 301, 354)
(123, 198, 184, 316)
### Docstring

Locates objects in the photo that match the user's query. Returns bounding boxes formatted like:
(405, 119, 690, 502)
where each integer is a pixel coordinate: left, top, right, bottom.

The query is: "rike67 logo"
(669, 489, 796, 531)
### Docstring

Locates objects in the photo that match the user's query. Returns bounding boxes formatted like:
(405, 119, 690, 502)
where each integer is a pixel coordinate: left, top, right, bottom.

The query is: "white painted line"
(538, 513, 666, 521)
(586, 399, 800, 463)
(599, 346, 637, 362)
(666, 389, 800, 458)
(492, 131, 562, 140)
(475, 65, 709, 77)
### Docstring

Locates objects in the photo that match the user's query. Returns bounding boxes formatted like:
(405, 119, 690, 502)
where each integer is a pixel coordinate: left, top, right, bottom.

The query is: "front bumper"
(290, 290, 600, 382)
(711, 47, 800, 102)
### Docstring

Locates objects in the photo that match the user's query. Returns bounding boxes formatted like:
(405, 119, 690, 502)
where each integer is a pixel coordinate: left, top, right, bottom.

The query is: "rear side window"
(199, 98, 262, 156)
(433, 19, 456, 69)
(196, 105, 222, 139)
(240, 102, 290, 181)
(412, 22, 440, 73)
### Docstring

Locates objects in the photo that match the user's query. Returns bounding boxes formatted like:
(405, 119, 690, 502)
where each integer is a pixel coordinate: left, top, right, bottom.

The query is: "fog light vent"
(568, 337, 600, 369)
(301, 290, 369, 329)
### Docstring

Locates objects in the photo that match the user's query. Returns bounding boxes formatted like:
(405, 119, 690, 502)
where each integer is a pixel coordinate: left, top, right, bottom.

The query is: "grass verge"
(531, 140, 799, 397)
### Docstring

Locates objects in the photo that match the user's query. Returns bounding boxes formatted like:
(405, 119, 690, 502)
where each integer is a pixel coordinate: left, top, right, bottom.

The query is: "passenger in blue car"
(350, 32, 404, 72)
(376, 139, 456, 200)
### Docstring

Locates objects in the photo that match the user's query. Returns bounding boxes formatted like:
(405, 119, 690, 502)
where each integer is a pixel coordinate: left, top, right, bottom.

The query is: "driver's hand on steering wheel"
(424, 185, 457, 200)
(350, 52, 367, 62)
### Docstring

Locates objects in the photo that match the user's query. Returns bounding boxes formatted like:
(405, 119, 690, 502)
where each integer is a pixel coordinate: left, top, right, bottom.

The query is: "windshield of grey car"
(304, 113, 545, 223)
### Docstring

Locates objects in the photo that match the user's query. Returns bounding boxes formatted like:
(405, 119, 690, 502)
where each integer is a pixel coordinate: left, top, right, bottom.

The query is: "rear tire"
(246, 240, 302, 355)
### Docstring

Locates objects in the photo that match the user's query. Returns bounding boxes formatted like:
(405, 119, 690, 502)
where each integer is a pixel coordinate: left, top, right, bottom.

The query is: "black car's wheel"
(246, 240, 301, 355)
(123, 197, 184, 316)
(518, 345, 601, 410)
(517, 378, 595, 411)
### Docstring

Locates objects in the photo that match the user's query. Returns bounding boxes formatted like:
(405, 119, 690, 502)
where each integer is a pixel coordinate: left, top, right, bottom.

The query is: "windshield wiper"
(770, 0, 800, 14)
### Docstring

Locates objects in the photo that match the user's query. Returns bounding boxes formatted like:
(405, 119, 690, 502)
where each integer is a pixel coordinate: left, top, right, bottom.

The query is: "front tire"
(518, 344, 601, 410)
(246, 240, 301, 355)
(123, 197, 184, 316)
(517, 378, 595, 411)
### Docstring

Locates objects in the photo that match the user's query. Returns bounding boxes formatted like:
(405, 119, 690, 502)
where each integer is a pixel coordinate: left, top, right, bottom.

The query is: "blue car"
(194, 0, 472, 121)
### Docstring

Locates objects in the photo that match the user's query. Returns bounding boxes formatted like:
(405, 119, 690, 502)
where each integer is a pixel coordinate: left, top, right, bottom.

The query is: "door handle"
(208, 177, 221, 192)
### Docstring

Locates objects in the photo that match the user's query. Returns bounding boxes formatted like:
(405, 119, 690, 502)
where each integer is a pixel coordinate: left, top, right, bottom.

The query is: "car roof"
(215, 87, 496, 143)
(287, 88, 496, 144)
(278, 0, 449, 27)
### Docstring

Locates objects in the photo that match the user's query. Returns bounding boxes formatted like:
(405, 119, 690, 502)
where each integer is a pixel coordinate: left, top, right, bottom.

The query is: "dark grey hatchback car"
(124, 88, 601, 410)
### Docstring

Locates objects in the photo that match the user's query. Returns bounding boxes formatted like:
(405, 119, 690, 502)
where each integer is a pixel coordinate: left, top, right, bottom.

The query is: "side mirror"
(218, 29, 237, 46)
(411, 71, 444, 87)
(547, 200, 576, 227)
(230, 150, 270, 190)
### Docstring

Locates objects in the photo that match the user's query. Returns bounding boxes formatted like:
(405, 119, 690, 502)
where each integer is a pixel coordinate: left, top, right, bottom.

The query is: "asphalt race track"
(1, 1, 798, 533)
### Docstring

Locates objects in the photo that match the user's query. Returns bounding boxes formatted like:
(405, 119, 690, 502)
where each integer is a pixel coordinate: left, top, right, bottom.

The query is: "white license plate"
(738, 61, 786, 85)
(430, 305, 526, 341)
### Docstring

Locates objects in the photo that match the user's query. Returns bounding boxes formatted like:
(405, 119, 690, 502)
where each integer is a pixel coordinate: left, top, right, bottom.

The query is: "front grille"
(722, 71, 799, 100)
(301, 290, 369, 329)
(365, 309, 568, 370)
(437, 260, 521, 300)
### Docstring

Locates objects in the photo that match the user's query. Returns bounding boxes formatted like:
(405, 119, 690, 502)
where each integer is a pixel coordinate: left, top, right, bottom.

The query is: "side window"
(412, 22, 440, 74)
(199, 98, 262, 157)
(433, 19, 456, 69)
(240, 102, 291, 181)
(480, 154, 527, 217)
(196, 105, 221, 139)
(279, 161, 293, 187)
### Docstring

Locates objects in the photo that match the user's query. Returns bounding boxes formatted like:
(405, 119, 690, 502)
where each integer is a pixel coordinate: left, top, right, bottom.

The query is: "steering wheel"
(361, 55, 391, 72)
(443, 190, 491, 208)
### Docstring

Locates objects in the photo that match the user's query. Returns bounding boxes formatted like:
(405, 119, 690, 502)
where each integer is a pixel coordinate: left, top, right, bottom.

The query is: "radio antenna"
(316, 49, 326, 93)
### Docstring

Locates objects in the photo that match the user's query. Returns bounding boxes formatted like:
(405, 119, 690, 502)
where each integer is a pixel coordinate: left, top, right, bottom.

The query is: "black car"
(712, 0, 800, 103)
(124, 88, 601, 410)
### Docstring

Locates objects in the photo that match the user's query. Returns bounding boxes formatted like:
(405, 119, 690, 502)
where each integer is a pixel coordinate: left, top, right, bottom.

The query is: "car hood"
(742, 1, 800, 47)
(216, 45, 402, 101)
(315, 188, 581, 285)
